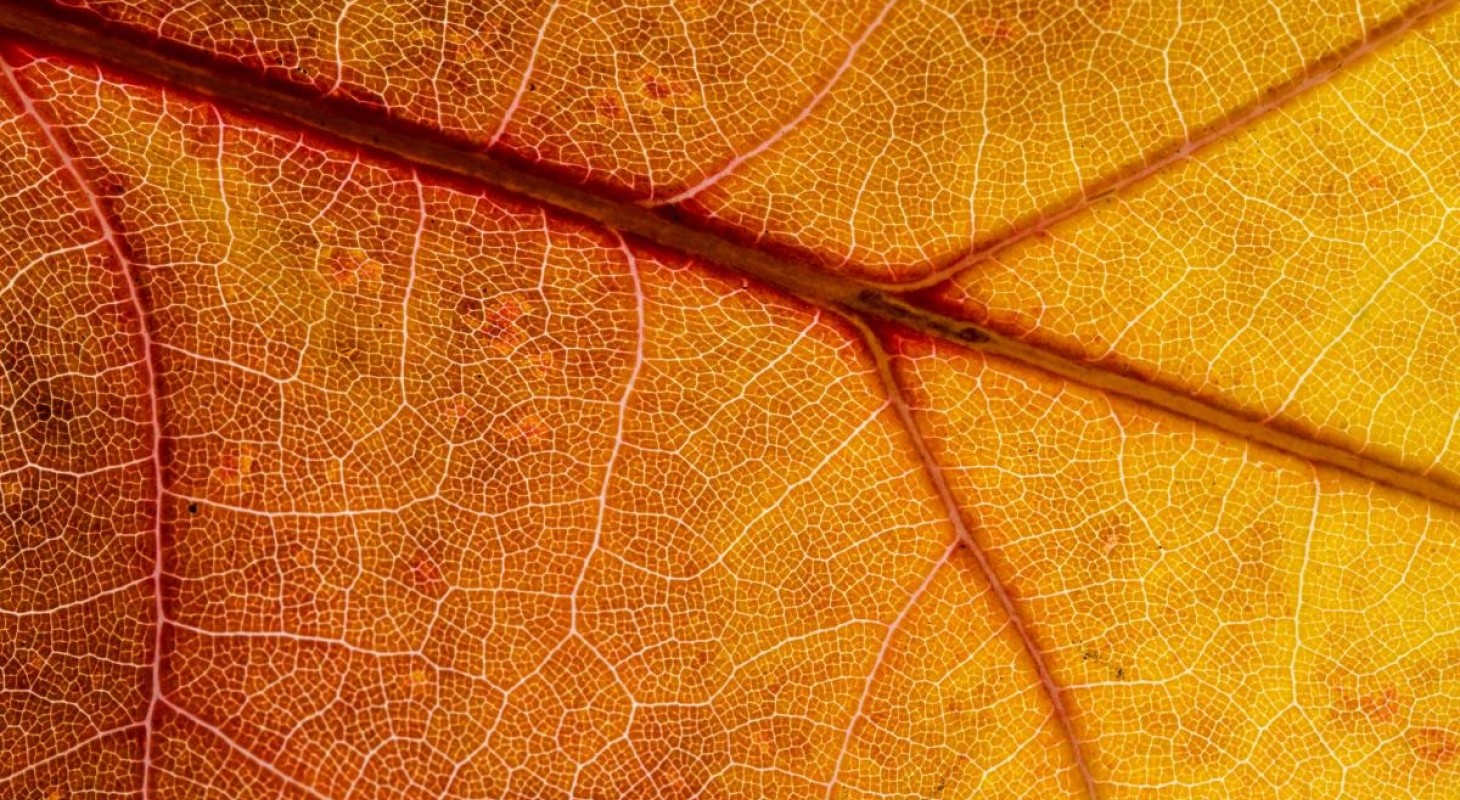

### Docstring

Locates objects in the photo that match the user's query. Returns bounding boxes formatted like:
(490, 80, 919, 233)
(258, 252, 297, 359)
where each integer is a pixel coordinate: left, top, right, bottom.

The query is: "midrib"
(1, 0, 1458, 514)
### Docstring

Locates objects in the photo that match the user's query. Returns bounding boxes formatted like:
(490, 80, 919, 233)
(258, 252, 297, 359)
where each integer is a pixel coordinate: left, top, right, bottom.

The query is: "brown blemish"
(493, 411, 548, 443)
(212, 443, 258, 486)
(641, 70, 675, 101)
(526, 347, 559, 379)
(321, 245, 384, 289)
(972, 15, 1024, 42)
(1410, 726, 1460, 765)
(1333, 684, 1401, 724)
(406, 546, 446, 598)
(454, 296, 482, 316)
(594, 90, 623, 120)
(475, 298, 531, 355)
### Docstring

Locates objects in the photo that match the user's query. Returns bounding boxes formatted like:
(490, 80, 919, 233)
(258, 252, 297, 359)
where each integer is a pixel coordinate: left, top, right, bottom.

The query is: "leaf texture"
(1, 1, 1459, 799)
(40, 0, 1439, 276)
(933, 5, 1460, 488)
(894, 336, 1460, 798)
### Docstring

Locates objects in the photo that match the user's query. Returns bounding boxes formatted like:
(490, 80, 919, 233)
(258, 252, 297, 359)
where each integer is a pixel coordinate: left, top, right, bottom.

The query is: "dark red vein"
(0, 3, 1454, 514)
(1, 0, 1457, 514)
(889, 0, 1457, 290)
(856, 320, 1100, 800)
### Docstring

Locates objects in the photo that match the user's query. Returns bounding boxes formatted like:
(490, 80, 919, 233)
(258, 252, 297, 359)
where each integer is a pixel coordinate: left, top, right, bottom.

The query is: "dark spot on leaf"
(92, 173, 127, 199)
(1411, 727, 1460, 765)
(187, 502, 198, 514)
(30, 393, 72, 423)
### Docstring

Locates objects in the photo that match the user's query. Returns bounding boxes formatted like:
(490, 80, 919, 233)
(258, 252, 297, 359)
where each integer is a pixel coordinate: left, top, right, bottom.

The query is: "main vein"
(0, 0, 1457, 520)
(0, 50, 169, 798)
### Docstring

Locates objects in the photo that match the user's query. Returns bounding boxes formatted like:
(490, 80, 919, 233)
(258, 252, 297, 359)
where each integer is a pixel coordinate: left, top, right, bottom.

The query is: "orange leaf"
(1, 1, 1459, 798)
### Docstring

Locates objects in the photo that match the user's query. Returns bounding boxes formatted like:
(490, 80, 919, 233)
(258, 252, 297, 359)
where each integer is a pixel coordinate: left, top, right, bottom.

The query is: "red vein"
(0, 725, 142, 787)
(890, 0, 1457, 291)
(824, 539, 957, 799)
(651, 0, 900, 206)
(162, 699, 334, 800)
(0, 51, 168, 798)
(0, 3, 1453, 795)
(569, 230, 645, 637)
(487, 1, 558, 147)
(858, 321, 1100, 800)
(0, 4, 1456, 514)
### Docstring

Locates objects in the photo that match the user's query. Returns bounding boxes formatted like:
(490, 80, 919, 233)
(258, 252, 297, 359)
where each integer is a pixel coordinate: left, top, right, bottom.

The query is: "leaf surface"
(1, 2, 1459, 799)
(37, 0, 1441, 276)
(932, 5, 1460, 488)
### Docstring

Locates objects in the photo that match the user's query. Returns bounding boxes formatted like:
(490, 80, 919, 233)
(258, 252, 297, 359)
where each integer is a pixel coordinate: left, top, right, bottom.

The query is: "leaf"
(1, 1, 1459, 798)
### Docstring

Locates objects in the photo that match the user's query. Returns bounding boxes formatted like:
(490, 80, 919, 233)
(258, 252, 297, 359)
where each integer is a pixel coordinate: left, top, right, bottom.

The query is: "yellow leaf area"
(1, 8, 1460, 800)
(1, 54, 1072, 798)
(935, 5, 1460, 491)
(896, 335, 1460, 798)
(41, 0, 1428, 277)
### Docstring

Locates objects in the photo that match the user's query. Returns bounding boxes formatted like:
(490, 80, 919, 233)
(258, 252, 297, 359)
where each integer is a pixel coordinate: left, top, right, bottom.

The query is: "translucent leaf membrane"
(894, 333, 1460, 800)
(1, 52, 1082, 798)
(934, 3, 1460, 489)
(47, 0, 869, 205)
(45, 0, 1424, 278)
(0, 66, 153, 792)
